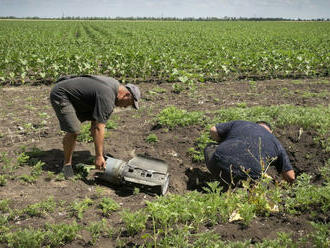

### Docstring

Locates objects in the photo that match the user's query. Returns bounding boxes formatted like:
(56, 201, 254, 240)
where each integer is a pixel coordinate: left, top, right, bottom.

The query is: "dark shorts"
(204, 143, 245, 186)
(50, 95, 81, 134)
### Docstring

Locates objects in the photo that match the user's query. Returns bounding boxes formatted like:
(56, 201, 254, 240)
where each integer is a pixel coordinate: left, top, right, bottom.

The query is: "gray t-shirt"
(51, 75, 119, 123)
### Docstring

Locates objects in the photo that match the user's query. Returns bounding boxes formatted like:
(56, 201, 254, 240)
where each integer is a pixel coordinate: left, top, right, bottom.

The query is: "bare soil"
(0, 78, 329, 247)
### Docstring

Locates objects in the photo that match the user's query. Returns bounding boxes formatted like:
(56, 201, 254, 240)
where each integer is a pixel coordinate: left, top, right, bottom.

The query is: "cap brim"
(133, 100, 139, 110)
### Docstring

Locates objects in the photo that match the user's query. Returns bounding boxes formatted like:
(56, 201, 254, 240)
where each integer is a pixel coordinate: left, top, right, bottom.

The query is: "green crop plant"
(71, 197, 93, 220)
(146, 133, 159, 144)
(156, 106, 204, 129)
(99, 197, 120, 216)
(120, 209, 148, 236)
(1, 21, 330, 84)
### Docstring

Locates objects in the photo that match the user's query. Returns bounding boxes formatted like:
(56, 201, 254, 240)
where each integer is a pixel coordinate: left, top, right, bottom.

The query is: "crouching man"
(204, 120, 295, 188)
(50, 75, 141, 178)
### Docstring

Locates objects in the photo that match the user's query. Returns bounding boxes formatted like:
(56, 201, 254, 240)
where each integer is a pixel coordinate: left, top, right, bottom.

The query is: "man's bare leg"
(62, 132, 78, 178)
(63, 132, 78, 165)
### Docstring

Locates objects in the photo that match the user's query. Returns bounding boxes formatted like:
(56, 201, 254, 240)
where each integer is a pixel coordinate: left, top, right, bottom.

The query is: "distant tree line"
(1, 16, 329, 21)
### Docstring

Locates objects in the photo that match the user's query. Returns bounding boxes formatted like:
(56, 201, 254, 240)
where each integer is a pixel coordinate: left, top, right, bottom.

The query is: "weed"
(156, 106, 204, 129)
(99, 197, 120, 216)
(0, 175, 7, 186)
(146, 133, 159, 144)
(120, 209, 148, 235)
(307, 222, 330, 248)
(20, 197, 56, 218)
(18, 160, 45, 184)
(285, 173, 330, 214)
(25, 147, 45, 157)
(55, 173, 66, 181)
(71, 197, 93, 220)
(148, 86, 166, 95)
(94, 185, 105, 198)
(19, 174, 37, 184)
(46, 171, 55, 180)
(4, 228, 45, 248)
(77, 122, 93, 143)
(172, 83, 185, 93)
(158, 226, 191, 248)
(45, 221, 81, 247)
(236, 102, 247, 108)
(87, 219, 108, 245)
(133, 187, 140, 195)
(0, 199, 10, 213)
(106, 119, 118, 129)
(249, 80, 257, 90)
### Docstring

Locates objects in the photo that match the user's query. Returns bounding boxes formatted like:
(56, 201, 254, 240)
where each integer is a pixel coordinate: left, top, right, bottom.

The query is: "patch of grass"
(106, 119, 118, 129)
(18, 197, 56, 218)
(99, 197, 120, 217)
(148, 86, 167, 95)
(172, 82, 185, 93)
(0, 199, 10, 213)
(0, 175, 7, 186)
(120, 209, 148, 236)
(18, 160, 45, 184)
(307, 222, 330, 248)
(45, 221, 81, 247)
(3, 228, 45, 248)
(190, 105, 330, 160)
(70, 197, 93, 220)
(156, 106, 204, 129)
(146, 133, 159, 144)
(77, 122, 93, 143)
(87, 219, 111, 245)
(236, 102, 247, 108)
(1, 222, 81, 248)
(284, 170, 330, 214)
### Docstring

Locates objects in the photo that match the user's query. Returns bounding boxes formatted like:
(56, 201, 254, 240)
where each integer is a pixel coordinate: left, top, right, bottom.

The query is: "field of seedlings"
(0, 20, 329, 247)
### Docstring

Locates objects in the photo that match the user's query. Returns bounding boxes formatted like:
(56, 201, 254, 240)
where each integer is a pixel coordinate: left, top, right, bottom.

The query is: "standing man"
(50, 75, 141, 178)
(204, 120, 295, 188)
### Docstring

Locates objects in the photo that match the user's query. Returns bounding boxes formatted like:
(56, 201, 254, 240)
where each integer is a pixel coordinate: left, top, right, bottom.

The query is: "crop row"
(0, 20, 329, 84)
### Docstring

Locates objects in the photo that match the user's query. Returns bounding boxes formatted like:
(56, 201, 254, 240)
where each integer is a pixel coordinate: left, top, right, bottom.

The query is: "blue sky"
(1, 0, 329, 19)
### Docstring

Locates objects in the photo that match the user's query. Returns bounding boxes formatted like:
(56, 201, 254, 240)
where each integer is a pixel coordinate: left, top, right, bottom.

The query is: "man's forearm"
(92, 122, 105, 157)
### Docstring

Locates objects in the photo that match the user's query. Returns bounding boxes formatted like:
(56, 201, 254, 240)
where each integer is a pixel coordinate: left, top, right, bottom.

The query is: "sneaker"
(62, 164, 74, 179)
